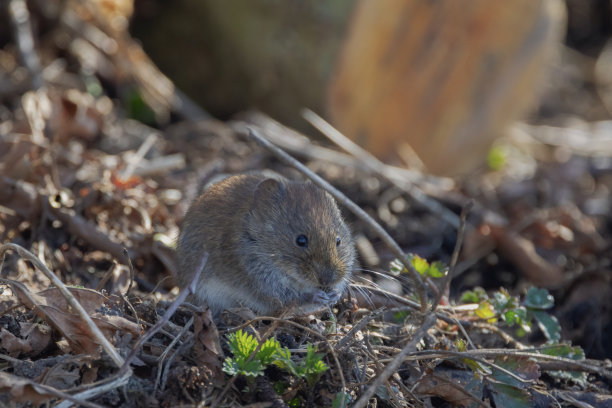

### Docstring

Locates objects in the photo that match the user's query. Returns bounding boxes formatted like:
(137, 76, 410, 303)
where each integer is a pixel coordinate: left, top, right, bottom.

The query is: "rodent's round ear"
(253, 178, 285, 204)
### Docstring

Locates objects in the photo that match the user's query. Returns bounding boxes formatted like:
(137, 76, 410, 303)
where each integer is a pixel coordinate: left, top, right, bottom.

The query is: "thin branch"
(353, 313, 438, 408)
(432, 200, 473, 312)
(8, 0, 43, 88)
(336, 308, 385, 350)
(0, 372, 103, 408)
(302, 109, 460, 229)
(0, 243, 125, 367)
(118, 252, 208, 376)
(248, 128, 428, 312)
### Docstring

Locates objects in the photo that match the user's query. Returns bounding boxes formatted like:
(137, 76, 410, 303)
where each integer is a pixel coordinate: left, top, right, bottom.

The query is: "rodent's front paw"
(309, 289, 342, 305)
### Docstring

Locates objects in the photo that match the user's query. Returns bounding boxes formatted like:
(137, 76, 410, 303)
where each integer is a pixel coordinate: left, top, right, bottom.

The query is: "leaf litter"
(0, 0, 611, 407)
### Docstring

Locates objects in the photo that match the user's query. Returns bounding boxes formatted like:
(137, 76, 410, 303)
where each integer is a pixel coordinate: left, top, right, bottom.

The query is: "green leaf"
(412, 255, 429, 275)
(456, 338, 467, 352)
(227, 330, 258, 360)
(223, 330, 283, 378)
(126, 90, 156, 124)
(488, 382, 531, 408)
(288, 396, 302, 408)
(222, 357, 265, 377)
(393, 310, 410, 323)
(475, 301, 497, 322)
(273, 347, 299, 376)
(531, 310, 561, 342)
(503, 307, 527, 327)
(524, 287, 554, 309)
(540, 344, 584, 360)
(428, 261, 447, 278)
(460, 287, 487, 303)
(258, 337, 282, 366)
(492, 288, 514, 312)
(332, 392, 351, 408)
(491, 356, 540, 389)
(462, 357, 491, 375)
(487, 146, 507, 171)
(303, 344, 328, 387)
(539, 344, 587, 386)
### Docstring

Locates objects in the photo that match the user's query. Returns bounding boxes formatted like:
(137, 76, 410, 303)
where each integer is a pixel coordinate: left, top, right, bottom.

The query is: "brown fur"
(175, 173, 355, 316)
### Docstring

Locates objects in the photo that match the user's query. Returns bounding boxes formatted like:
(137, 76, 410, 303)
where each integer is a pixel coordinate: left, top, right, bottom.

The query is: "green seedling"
(461, 286, 561, 342)
(390, 255, 447, 278)
(222, 330, 329, 396)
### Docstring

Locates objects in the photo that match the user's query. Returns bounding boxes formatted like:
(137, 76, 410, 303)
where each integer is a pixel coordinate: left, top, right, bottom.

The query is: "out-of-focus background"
(131, 0, 609, 176)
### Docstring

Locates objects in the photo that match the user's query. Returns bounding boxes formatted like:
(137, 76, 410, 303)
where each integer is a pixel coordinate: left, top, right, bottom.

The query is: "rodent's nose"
(318, 269, 336, 287)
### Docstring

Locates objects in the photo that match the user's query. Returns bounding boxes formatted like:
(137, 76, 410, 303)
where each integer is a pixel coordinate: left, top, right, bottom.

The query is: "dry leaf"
(0, 371, 55, 405)
(0, 328, 31, 357)
(192, 308, 224, 386)
(7, 280, 140, 354)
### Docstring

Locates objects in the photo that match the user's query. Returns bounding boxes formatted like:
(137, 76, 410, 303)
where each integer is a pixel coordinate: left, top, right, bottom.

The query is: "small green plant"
(222, 329, 281, 377)
(222, 330, 328, 389)
(460, 286, 561, 342)
(487, 145, 508, 171)
(274, 343, 329, 388)
(390, 255, 447, 278)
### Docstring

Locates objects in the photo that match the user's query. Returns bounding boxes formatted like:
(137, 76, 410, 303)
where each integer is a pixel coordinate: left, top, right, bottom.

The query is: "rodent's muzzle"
(318, 268, 340, 288)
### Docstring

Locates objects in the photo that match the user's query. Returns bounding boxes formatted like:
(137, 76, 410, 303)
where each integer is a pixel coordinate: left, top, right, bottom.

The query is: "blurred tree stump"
(133, 0, 565, 175)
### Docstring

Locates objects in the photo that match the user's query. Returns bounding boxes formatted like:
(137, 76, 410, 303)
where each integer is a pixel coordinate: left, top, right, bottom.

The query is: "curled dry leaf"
(6, 280, 140, 355)
(489, 224, 564, 288)
(414, 369, 481, 407)
(0, 328, 31, 357)
(0, 371, 54, 405)
(192, 308, 224, 386)
(0, 322, 52, 357)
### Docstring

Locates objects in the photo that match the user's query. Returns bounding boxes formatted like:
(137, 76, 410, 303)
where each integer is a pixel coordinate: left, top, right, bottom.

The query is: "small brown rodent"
(176, 173, 355, 316)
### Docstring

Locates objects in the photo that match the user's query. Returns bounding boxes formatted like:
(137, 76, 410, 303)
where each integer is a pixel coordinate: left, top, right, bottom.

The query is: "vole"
(175, 173, 356, 316)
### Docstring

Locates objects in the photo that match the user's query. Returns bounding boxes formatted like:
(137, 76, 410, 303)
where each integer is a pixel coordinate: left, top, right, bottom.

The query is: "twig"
(377, 348, 612, 380)
(8, 0, 43, 88)
(155, 316, 194, 394)
(119, 133, 158, 181)
(353, 313, 438, 408)
(248, 128, 428, 312)
(431, 200, 473, 312)
(302, 109, 460, 229)
(47, 202, 131, 261)
(132, 153, 186, 177)
(350, 283, 421, 310)
(159, 330, 194, 395)
(0, 243, 124, 367)
(123, 247, 135, 297)
(118, 252, 208, 376)
(0, 372, 103, 408)
(336, 308, 385, 350)
(56, 371, 131, 408)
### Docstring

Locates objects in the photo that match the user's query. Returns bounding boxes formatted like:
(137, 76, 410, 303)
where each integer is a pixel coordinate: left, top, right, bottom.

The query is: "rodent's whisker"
(348, 285, 376, 309)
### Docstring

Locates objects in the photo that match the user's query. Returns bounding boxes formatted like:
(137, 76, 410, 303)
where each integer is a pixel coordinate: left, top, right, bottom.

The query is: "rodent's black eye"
(336, 236, 341, 247)
(295, 234, 308, 248)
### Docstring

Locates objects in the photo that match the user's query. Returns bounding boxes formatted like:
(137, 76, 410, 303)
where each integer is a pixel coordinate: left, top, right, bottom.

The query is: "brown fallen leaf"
(489, 224, 564, 288)
(415, 369, 483, 407)
(6, 279, 140, 355)
(40, 360, 81, 390)
(0, 371, 55, 405)
(192, 308, 224, 386)
(0, 322, 53, 358)
(21, 323, 53, 356)
(0, 328, 31, 357)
